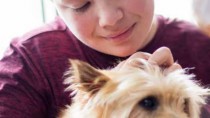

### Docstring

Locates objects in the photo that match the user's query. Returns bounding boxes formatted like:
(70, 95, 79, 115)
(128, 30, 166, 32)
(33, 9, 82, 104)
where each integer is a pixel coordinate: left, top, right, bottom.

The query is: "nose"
(98, 5, 123, 28)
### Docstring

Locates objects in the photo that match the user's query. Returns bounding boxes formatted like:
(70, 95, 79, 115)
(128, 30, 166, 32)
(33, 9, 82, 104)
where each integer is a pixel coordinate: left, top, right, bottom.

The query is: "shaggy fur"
(59, 59, 209, 118)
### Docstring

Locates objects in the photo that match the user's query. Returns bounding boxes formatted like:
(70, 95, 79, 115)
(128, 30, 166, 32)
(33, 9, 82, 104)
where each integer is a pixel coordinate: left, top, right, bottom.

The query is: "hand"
(115, 47, 181, 72)
(148, 47, 181, 73)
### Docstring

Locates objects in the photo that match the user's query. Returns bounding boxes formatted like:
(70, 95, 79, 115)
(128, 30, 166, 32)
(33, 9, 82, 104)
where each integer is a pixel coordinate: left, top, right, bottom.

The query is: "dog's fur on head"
(59, 59, 209, 118)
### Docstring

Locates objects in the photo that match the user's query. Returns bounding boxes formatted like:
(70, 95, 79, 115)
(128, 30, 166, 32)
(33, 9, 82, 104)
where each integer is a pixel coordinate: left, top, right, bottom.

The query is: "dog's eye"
(138, 96, 158, 111)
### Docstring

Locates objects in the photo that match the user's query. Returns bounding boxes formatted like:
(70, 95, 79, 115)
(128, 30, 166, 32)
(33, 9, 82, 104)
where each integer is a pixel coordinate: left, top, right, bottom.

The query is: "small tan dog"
(59, 59, 209, 118)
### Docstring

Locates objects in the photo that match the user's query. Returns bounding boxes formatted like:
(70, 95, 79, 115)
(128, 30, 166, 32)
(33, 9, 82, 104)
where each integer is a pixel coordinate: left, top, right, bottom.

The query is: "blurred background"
(0, 0, 195, 58)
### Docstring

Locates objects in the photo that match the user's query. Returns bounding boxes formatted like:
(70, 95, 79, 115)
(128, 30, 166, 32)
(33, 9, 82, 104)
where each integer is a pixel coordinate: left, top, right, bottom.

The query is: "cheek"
(57, 8, 95, 42)
(125, 0, 154, 16)
(68, 15, 94, 40)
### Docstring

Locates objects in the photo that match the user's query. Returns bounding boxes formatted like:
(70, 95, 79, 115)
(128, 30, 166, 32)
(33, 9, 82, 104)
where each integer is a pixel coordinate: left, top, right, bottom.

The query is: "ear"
(69, 59, 109, 94)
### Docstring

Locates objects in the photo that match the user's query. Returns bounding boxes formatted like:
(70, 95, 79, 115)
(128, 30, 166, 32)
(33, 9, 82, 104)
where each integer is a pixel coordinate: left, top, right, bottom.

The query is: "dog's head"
(64, 59, 209, 118)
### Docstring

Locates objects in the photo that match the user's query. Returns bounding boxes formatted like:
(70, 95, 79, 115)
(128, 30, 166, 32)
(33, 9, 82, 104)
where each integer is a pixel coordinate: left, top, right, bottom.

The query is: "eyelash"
(74, 2, 91, 12)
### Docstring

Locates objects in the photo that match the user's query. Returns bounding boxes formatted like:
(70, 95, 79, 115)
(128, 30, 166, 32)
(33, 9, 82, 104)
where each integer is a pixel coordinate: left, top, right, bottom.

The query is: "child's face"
(54, 0, 154, 57)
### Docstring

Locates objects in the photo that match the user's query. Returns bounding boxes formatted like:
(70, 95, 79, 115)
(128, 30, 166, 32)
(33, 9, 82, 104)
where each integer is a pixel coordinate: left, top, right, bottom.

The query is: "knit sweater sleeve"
(0, 39, 51, 118)
(0, 17, 74, 118)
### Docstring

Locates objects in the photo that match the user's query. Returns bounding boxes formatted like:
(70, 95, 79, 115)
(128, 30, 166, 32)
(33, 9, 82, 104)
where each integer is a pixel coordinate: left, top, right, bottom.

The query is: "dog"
(59, 59, 209, 118)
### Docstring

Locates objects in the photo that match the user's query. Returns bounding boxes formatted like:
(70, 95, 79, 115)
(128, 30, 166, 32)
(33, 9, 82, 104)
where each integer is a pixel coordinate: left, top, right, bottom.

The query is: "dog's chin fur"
(59, 59, 209, 118)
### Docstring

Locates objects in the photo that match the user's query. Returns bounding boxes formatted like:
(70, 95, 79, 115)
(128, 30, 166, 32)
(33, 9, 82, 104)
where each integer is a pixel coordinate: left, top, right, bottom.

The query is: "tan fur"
(59, 59, 209, 118)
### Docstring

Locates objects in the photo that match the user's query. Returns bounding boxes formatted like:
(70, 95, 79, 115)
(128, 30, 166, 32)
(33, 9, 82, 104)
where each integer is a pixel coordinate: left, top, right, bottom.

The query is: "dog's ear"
(69, 59, 109, 93)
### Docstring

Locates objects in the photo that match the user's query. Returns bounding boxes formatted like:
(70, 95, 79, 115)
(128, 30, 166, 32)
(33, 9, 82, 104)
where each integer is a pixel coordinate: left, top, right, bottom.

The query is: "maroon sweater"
(0, 16, 210, 118)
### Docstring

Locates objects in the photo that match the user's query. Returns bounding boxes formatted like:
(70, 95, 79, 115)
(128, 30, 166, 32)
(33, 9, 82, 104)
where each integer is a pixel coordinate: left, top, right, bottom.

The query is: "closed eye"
(138, 96, 159, 111)
(73, 2, 91, 12)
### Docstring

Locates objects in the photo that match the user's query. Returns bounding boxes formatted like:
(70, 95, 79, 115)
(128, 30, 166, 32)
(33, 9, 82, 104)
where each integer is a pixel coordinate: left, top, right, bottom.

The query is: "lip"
(104, 23, 136, 41)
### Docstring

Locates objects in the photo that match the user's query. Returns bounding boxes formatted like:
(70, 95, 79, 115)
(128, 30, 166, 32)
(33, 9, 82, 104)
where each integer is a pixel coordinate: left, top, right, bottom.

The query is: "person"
(0, 0, 210, 117)
(192, 0, 210, 37)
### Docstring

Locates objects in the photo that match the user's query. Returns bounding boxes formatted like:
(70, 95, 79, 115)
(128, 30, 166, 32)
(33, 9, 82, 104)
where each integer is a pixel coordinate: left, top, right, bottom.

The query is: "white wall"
(155, 0, 195, 23)
(0, 0, 195, 58)
(0, 0, 56, 58)
(0, 0, 41, 58)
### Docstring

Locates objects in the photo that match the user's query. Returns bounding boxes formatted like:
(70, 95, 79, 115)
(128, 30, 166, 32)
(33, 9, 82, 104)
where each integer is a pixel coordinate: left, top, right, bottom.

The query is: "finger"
(114, 60, 126, 69)
(114, 52, 151, 70)
(148, 47, 174, 67)
(128, 52, 151, 61)
(164, 63, 182, 74)
(122, 52, 151, 68)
